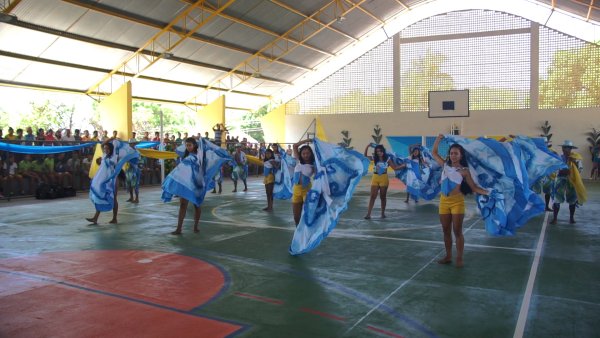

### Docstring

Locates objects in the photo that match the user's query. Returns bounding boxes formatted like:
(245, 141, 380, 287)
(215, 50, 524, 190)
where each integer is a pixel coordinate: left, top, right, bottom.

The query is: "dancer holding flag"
(433, 134, 489, 267)
(292, 139, 316, 226)
(289, 138, 369, 255)
(162, 137, 231, 235)
(87, 139, 139, 225)
(363, 143, 404, 220)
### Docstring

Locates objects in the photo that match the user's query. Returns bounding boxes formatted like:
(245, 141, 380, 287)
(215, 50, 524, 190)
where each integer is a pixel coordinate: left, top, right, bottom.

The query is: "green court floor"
(1, 177, 599, 337)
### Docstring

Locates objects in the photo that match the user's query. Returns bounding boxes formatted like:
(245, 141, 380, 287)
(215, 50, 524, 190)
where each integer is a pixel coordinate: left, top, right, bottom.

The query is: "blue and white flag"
(289, 138, 369, 255)
(391, 147, 441, 201)
(273, 148, 294, 200)
(89, 140, 139, 212)
(162, 138, 231, 207)
(510, 135, 565, 187)
(444, 135, 544, 236)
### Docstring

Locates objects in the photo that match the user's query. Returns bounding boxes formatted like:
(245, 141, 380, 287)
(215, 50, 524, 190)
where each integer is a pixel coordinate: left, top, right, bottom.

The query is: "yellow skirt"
(263, 173, 274, 185)
(370, 173, 389, 187)
(292, 183, 311, 203)
(439, 193, 465, 215)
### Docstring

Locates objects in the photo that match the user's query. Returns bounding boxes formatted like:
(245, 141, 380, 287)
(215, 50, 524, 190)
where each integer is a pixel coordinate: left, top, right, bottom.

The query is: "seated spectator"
(18, 154, 42, 194)
(55, 152, 72, 186)
(24, 127, 35, 145)
(74, 129, 82, 142)
(4, 127, 17, 141)
(2, 154, 25, 195)
(67, 151, 84, 189)
(81, 130, 91, 142)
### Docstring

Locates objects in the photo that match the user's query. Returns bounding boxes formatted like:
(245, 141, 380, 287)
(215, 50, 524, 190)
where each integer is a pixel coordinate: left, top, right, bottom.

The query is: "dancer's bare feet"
(126, 198, 132, 202)
(437, 257, 452, 265)
(132, 199, 139, 204)
(193, 228, 199, 233)
(455, 259, 464, 268)
(570, 219, 576, 224)
(85, 217, 97, 225)
(550, 219, 557, 225)
(108, 219, 117, 224)
(381, 214, 386, 219)
(262, 207, 273, 211)
(364, 215, 371, 220)
(171, 230, 182, 235)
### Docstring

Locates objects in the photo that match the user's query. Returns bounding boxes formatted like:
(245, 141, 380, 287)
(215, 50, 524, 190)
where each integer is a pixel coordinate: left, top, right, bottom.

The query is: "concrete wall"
(286, 107, 598, 172)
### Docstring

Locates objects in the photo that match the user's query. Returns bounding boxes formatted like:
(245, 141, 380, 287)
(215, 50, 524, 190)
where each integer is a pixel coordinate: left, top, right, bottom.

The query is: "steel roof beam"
(181, 0, 334, 57)
(84, 0, 239, 96)
(0, 49, 271, 98)
(63, 0, 311, 72)
(185, 0, 367, 107)
(269, 0, 358, 42)
(0, 79, 251, 110)
(7, 19, 289, 86)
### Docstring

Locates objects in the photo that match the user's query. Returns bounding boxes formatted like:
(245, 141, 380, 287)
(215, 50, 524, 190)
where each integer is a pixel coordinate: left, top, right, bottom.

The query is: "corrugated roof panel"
(361, 0, 405, 21)
(179, 40, 249, 70)
(219, 90, 269, 109)
(159, 62, 223, 86)
(15, 62, 104, 90)
(40, 38, 131, 70)
(253, 59, 309, 82)
(0, 56, 31, 81)
(131, 77, 200, 102)
(227, 0, 303, 34)
(0, 24, 57, 56)
(12, 0, 87, 31)
(68, 11, 159, 48)
(206, 21, 277, 54)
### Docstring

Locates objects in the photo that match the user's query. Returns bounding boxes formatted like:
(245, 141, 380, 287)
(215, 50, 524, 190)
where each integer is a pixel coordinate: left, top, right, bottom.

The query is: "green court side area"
(1, 177, 598, 338)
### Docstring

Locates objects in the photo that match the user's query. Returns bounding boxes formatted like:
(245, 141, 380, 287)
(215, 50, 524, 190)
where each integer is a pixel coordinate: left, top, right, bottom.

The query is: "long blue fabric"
(391, 146, 441, 201)
(273, 148, 294, 200)
(161, 139, 231, 207)
(289, 138, 369, 255)
(444, 135, 565, 236)
(89, 140, 140, 212)
(0, 141, 96, 154)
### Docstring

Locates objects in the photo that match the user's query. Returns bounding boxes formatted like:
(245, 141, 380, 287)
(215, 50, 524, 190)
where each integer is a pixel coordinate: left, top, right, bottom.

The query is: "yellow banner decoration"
(138, 148, 178, 160)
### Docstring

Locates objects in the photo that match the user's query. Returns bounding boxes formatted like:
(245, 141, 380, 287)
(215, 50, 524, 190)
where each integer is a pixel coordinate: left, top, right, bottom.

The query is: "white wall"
(286, 107, 598, 172)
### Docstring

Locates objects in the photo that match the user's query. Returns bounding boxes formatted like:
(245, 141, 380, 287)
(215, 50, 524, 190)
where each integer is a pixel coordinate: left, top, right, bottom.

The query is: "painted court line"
(299, 307, 346, 322)
(234, 292, 284, 305)
(116, 210, 534, 253)
(513, 212, 550, 338)
(366, 324, 405, 338)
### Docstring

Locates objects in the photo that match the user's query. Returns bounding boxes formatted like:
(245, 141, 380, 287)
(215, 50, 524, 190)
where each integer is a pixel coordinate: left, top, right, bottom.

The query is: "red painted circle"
(0, 250, 243, 337)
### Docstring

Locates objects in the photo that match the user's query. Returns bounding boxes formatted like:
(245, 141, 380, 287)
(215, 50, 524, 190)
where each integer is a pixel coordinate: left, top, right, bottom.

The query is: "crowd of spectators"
(0, 125, 292, 199)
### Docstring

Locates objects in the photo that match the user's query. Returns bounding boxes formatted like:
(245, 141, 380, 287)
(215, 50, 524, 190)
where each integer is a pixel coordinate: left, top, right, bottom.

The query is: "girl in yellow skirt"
(262, 148, 279, 211)
(432, 134, 488, 268)
(292, 139, 315, 226)
(364, 143, 403, 220)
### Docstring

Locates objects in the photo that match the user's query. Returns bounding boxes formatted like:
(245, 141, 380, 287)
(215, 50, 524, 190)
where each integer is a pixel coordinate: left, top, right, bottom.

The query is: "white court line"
(513, 212, 549, 338)
(344, 219, 481, 335)
(10, 201, 168, 225)
(117, 210, 535, 253)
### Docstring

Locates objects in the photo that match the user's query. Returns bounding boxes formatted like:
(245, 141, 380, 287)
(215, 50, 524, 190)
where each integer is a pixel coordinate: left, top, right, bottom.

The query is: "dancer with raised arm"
(363, 143, 403, 220)
(432, 134, 489, 268)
